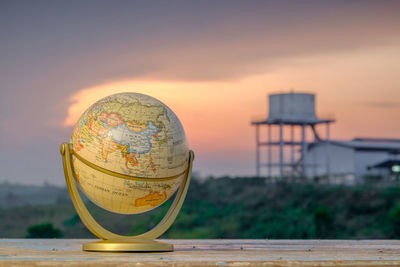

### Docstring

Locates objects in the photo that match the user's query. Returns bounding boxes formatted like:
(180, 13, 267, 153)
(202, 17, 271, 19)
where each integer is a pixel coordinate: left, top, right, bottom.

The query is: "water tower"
(251, 92, 334, 177)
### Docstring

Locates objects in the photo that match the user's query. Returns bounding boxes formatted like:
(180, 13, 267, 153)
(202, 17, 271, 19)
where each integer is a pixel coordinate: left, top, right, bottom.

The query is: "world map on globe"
(70, 93, 189, 214)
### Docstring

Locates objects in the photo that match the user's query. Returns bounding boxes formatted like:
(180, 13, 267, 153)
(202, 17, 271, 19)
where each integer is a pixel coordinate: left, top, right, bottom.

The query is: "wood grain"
(1, 239, 400, 266)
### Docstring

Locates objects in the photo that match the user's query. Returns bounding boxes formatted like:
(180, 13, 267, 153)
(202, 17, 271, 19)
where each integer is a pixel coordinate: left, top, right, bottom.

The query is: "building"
(305, 138, 400, 184)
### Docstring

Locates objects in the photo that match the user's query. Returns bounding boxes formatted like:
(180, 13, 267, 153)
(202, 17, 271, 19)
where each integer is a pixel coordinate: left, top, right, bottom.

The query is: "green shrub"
(389, 204, 400, 237)
(26, 222, 63, 238)
(314, 205, 334, 238)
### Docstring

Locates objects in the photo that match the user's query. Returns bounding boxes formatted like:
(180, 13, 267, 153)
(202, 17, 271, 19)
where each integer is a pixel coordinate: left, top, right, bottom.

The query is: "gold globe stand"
(60, 143, 194, 252)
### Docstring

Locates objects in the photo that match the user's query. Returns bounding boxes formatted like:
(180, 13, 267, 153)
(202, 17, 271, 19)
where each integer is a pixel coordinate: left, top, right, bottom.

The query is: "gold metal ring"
(72, 149, 188, 182)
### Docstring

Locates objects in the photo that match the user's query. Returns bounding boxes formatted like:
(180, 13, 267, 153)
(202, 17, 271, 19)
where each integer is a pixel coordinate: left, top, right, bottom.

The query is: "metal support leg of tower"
(268, 124, 272, 178)
(302, 124, 307, 177)
(313, 125, 317, 176)
(255, 124, 260, 177)
(279, 122, 284, 177)
(326, 123, 331, 180)
(291, 125, 295, 177)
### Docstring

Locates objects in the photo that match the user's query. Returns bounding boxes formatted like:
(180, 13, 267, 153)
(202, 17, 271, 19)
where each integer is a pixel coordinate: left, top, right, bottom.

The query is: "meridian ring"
(71, 148, 188, 182)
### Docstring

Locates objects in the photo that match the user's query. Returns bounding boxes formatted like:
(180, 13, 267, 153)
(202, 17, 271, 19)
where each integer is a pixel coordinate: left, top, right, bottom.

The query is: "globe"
(70, 92, 189, 214)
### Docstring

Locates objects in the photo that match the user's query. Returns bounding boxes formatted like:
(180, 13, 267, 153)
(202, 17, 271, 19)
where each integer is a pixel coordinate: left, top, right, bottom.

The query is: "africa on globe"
(70, 92, 189, 214)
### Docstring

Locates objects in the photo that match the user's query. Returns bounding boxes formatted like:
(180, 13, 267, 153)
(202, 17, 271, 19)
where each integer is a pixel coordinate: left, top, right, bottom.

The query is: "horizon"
(1, 0, 400, 185)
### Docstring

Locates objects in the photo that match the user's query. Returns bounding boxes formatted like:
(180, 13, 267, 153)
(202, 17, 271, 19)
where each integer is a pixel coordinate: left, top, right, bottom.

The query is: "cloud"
(2, 1, 400, 85)
(364, 101, 400, 108)
(63, 0, 400, 82)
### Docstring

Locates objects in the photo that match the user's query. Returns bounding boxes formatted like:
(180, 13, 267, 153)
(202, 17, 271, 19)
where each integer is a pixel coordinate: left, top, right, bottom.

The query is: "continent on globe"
(70, 92, 189, 214)
(135, 191, 167, 207)
(110, 121, 159, 156)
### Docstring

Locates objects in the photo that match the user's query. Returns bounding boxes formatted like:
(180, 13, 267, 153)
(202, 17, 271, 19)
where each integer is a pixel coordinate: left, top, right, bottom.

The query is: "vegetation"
(26, 222, 63, 238)
(1, 177, 400, 239)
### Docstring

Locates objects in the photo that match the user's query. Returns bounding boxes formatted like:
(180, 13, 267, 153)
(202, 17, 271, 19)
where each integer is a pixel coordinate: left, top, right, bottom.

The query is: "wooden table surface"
(1, 239, 400, 266)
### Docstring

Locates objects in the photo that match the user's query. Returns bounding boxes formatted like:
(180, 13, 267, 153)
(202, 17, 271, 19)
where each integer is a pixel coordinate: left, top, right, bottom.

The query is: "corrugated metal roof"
(312, 139, 400, 152)
(352, 137, 400, 143)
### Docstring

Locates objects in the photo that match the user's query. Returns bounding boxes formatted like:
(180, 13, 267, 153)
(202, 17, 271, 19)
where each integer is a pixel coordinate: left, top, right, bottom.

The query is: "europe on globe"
(70, 92, 189, 214)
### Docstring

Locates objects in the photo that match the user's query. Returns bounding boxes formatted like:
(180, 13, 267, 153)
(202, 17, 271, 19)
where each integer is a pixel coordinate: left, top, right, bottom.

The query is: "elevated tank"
(268, 92, 317, 122)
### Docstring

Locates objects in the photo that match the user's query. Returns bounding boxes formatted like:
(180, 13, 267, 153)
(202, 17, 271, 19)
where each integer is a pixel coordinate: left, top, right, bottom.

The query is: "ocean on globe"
(70, 92, 189, 214)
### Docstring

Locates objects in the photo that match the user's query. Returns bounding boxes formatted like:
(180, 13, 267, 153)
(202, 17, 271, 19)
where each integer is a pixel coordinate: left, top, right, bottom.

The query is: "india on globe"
(70, 92, 189, 214)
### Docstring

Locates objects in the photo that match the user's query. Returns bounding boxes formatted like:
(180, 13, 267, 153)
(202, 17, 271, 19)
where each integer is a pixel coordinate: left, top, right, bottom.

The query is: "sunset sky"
(1, 0, 400, 185)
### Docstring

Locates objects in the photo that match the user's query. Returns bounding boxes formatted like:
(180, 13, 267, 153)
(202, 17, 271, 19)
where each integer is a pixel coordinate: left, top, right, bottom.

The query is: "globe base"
(83, 238, 173, 252)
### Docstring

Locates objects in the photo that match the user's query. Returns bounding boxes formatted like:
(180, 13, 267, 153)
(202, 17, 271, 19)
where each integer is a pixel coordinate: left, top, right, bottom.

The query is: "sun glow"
(63, 80, 197, 127)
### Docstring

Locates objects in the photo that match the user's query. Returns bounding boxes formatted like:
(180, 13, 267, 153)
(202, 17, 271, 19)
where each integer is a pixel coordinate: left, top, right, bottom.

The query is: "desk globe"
(60, 92, 194, 252)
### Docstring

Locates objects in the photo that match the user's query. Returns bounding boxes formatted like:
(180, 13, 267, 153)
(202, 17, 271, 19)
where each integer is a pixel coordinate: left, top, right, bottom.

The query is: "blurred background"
(1, 0, 400, 239)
